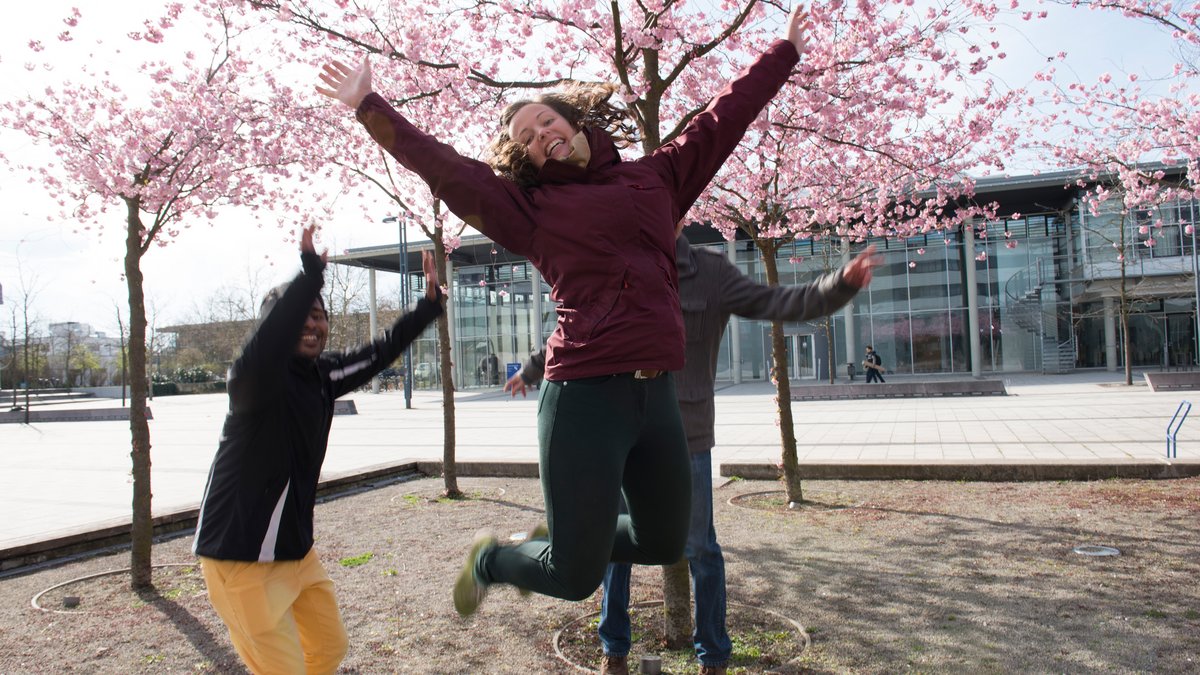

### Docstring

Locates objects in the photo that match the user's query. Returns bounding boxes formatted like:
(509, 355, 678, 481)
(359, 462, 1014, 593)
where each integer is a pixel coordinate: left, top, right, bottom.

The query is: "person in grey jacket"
(507, 229, 879, 675)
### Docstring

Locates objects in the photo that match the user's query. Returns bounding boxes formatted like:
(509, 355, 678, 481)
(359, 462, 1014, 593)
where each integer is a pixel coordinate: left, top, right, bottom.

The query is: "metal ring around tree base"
(31, 562, 200, 614)
(552, 599, 810, 673)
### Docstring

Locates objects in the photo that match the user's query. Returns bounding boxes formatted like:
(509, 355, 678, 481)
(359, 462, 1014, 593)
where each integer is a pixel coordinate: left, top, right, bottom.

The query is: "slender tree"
(0, 6, 314, 588)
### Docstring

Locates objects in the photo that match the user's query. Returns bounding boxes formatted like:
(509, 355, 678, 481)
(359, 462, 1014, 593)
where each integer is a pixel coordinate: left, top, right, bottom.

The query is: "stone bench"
(791, 379, 1007, 401)
(0, 407, 153, 424)
(1144, 372, 1200, 392)
(4, 391, 94, 406)
(334, 399, 357, 415)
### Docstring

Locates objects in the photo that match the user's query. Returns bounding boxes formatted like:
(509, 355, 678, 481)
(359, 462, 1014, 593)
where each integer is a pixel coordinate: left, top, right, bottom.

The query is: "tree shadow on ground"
(135, 586, 244, 673)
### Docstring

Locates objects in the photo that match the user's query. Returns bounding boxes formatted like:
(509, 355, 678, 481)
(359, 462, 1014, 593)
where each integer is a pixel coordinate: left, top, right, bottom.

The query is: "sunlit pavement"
(2, 370, 1195, 549)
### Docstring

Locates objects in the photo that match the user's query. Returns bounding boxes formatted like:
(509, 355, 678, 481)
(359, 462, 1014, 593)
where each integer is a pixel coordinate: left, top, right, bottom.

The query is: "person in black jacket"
(193, 225, 443, 674)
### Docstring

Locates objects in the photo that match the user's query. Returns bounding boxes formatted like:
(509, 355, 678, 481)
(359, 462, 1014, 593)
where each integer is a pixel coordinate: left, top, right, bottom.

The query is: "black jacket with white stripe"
(193, 251, 443, 562)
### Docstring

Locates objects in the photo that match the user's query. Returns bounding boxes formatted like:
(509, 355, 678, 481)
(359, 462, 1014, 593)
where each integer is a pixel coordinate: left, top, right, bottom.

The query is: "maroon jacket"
(355, 40, 799, 380)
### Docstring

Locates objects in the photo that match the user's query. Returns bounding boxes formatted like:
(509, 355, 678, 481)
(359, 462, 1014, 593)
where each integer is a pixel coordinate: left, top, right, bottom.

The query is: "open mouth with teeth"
(298, 333, 324, 354)
(547, 139, 565, 157)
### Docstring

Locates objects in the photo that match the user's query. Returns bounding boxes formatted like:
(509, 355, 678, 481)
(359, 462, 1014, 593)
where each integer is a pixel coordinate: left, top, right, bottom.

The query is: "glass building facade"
(334, 169, 1200, 389)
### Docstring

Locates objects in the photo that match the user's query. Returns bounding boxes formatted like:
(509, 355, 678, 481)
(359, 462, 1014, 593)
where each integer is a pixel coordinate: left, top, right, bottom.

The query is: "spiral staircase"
(1003, 258, 1076, 374)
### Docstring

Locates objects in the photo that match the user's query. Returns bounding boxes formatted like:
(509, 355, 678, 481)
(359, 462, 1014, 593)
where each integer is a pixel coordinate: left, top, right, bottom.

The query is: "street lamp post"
(383, 214, 414, 409)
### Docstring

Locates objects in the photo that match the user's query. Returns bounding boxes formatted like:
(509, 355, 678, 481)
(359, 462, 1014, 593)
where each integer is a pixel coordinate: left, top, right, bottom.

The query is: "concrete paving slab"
(1, 371, 1198, 557)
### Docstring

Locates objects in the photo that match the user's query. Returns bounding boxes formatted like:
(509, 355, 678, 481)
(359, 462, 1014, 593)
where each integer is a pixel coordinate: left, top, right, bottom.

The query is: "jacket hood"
(536, 127, 622, 185)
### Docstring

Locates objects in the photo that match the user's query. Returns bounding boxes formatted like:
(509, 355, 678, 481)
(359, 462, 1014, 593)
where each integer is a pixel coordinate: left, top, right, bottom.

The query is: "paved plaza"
(2, 370, 1197, 551)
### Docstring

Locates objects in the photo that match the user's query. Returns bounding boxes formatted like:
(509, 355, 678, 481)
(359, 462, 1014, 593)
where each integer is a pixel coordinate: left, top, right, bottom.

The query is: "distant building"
(46, 322, 125, 387)
(324, 165, 1197, 389)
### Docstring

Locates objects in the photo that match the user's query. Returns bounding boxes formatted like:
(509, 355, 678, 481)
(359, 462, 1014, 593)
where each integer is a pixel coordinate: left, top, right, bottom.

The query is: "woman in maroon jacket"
(318, 6, 812, 616)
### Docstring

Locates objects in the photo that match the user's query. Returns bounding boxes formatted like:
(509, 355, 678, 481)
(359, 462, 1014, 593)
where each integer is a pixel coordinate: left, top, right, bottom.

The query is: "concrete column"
(964, 225, 983, 377)
(841, 240, 856, 377)
(369, 269, 379, 394)
(1104, 296, 1118, 372)
(727, 241, 742, 384)
(531, 265, 544, 350)
(446, 257, 457, 387)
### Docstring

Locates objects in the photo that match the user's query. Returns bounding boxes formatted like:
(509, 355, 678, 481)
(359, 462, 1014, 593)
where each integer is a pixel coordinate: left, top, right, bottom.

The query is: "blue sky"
(0, 0, 1190, 335)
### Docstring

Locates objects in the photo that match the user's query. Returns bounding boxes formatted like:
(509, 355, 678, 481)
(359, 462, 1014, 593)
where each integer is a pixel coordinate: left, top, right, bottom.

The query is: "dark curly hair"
(488, 82, 640, 188)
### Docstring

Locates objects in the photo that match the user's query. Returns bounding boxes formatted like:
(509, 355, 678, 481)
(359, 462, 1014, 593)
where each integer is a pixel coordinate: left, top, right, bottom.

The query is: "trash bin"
(846, 361, 857, 382)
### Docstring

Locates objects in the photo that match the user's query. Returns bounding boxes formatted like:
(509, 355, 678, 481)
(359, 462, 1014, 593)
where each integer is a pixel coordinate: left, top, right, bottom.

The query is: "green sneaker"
(453, 529, 497, 617)
(526, 522, 549, 542)
(517, 522, 548, 598)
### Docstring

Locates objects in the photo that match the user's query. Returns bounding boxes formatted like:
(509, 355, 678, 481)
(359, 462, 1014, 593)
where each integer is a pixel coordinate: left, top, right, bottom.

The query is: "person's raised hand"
(422, 250, 442, 301)
(842, 244, 882, 289)
(300, 224, 328, 263)
(503, 371, 529, 398)
(316, 58, 373, 109)
(785, 5, 812, 55)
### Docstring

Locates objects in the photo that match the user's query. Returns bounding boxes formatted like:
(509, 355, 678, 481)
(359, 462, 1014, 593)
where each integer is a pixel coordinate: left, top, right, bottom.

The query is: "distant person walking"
(863, 345, 885, 383)
(193, 226, 443, 674)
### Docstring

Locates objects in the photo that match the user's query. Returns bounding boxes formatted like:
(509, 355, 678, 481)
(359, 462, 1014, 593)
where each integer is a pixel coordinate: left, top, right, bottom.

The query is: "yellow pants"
(200, 548, 348, 674)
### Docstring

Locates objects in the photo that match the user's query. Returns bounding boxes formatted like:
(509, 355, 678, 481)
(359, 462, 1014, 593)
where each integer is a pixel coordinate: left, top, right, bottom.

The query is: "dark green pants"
(479, 372, 691, 600)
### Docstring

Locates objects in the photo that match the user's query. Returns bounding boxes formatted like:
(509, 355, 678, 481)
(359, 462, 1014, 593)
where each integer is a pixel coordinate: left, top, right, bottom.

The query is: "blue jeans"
(599, 451, 732, 666)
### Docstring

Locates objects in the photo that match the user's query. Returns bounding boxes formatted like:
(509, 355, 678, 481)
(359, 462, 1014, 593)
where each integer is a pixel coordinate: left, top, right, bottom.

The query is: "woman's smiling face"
(508, 103, 577, 169)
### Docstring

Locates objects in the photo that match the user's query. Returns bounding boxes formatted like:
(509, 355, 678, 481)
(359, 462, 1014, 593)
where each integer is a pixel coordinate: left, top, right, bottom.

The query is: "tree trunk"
(1119, 243, 1133, 386)
(433, 234, 461, 498)
(1118, 217, 1134, 386)
(1121, 305, 1133, 386)
(661, 558, 692, 649)
(760, 245, 804, 504)
(125, 202, 154, 590)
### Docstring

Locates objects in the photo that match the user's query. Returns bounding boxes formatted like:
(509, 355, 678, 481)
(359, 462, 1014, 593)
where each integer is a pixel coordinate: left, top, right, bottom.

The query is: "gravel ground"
(1, 475, 1199, 674)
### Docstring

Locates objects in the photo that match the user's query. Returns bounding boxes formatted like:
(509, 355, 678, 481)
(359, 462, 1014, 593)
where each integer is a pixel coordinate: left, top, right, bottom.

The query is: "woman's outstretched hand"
(316, 58, 373, 109)
(785, 5, 812, 55)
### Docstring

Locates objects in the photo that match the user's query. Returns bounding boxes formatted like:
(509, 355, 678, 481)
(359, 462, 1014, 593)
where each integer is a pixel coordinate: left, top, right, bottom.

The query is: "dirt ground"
(1, 475, 1199, 674)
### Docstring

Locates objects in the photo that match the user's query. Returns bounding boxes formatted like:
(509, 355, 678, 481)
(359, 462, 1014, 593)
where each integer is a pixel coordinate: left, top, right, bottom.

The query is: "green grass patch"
(339, 552, 374, 568)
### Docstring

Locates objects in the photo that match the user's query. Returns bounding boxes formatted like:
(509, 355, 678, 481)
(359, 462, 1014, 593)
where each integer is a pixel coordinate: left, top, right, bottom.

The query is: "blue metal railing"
(1167, 400, 1191, 459)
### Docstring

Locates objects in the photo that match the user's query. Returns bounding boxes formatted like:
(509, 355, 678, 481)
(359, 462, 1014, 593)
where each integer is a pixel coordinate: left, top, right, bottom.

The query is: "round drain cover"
(1073, 545, 1120, 557)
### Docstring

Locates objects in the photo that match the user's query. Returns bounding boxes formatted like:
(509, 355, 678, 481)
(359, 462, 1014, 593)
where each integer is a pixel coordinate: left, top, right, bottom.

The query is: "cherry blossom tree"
(1026, 0, 1199, 382)
(694, 0, 1018, 505)
(201, 0, 786, 511)
(207, 0, 1026, 646)
(0, 6, 314, 588)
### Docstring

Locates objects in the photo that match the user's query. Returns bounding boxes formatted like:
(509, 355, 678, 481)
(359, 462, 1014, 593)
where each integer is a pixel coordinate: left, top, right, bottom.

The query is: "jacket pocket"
(559, 267, 629, 343)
